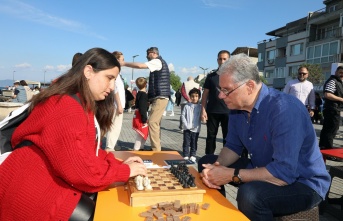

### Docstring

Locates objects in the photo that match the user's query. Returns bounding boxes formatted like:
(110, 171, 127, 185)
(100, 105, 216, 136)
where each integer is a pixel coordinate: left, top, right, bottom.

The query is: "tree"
(198, 77, 206, 88)
(260, 75, 268, 84)
(297, 63, 324, 85)
(170, 71, 182, 90)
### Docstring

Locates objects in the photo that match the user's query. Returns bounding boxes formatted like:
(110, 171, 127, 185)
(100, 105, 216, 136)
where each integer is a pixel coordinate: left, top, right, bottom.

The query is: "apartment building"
(257, 0, 343, 90)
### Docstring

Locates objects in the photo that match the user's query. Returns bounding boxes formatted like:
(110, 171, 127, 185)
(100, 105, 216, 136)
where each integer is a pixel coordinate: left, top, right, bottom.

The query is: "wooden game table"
(94, 151, 249, 221)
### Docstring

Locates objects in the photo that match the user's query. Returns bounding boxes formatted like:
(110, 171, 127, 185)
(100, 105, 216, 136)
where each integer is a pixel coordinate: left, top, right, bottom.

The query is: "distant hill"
(0, 79, 14, 87)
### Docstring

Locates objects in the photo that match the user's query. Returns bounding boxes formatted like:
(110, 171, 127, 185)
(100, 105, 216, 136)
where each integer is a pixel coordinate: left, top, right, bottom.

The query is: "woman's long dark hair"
(30, 48, 120, 136)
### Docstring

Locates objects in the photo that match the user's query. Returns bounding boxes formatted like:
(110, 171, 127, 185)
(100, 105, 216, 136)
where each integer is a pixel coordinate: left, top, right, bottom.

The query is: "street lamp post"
(199, 66, 209, 75)
(12, 70, 16, 83)
(131, 55, 139, 89)
(44, 70, 46, 87)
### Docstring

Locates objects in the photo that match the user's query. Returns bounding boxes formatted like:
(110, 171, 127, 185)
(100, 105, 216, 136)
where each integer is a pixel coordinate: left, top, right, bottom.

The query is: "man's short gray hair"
(217, 53, 260, 84)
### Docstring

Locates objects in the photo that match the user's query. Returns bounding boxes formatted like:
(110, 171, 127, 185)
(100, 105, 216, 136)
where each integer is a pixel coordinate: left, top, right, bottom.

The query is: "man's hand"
(200, 162, 231, 188)
(201, 110, 208, 123)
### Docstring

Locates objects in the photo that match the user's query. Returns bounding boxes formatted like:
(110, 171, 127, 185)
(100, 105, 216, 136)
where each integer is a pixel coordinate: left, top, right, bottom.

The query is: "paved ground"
(107, 106, 343, 220)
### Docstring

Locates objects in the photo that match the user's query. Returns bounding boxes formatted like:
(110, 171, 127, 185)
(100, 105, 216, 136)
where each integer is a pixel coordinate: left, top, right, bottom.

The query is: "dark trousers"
(319, 108, 341, 149)
(182, 130, 199, 157)
(205, 113, 229, 154)
(197, 155, 322, 221)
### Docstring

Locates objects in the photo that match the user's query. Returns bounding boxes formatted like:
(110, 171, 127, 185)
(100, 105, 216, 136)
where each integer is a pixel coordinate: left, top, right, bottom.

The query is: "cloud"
(168, 63, 175, 72)
(179, 66, 200, 75)
(56, 64, 70, 72)
(0, 0, 106, 40)
(44, 65, 55, 71)
(201, 0, 239, 8)
(15, 62, 31, 69)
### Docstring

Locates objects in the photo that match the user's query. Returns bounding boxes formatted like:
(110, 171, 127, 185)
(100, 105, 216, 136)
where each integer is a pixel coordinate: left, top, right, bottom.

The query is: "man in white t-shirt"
(283, 67, 315, 117)
(120, 47, 170, 151)
(106, 51, 126, 151)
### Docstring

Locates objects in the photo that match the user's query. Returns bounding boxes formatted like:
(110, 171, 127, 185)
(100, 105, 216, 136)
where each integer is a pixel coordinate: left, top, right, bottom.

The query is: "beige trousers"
(149, 98, 168, 151)
(105, 108, 123, 150)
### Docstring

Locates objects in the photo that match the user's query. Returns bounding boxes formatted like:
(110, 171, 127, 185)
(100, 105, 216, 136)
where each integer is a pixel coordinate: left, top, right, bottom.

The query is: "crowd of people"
(0, 46, 342, 221)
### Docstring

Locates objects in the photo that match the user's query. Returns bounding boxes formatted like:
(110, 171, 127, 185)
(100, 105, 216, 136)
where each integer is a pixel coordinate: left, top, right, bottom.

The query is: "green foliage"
(170, 71, 182, 90)
(260, 75, 268, 84)
(297, 63, 324, 85)
(198, 77, 206, 87)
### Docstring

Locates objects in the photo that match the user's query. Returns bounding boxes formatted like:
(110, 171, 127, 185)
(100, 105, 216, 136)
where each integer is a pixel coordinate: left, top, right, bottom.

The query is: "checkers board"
(127, 168, 206, 207)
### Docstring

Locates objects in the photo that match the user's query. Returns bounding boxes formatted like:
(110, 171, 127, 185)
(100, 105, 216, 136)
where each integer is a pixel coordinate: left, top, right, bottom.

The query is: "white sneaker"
(162, 111, 166, 116)
(169, 112, 174, 116)
(184, 157, 189, 160)
(190, 156, 196, 163)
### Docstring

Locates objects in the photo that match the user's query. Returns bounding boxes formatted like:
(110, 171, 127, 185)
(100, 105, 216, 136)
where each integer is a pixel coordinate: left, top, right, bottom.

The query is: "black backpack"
(0, 94, 80, 155)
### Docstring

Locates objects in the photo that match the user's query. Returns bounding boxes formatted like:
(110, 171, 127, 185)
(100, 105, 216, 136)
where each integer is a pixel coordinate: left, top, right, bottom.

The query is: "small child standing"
(181, 88, 202, 162)
(132, 77, 149, 150)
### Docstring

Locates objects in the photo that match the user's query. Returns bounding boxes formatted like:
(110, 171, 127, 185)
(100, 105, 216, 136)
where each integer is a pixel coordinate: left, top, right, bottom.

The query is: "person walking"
(120, 47, 170, 151)
(319, 65, 343, 150)
(175, 89, 181, 106)
(201, 50, 231, 154)
(163, 85, 176, 116)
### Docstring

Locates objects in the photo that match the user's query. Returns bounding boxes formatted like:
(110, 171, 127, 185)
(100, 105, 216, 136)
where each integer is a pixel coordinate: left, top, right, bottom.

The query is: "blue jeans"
(182, 130, 199, 157)
(198, 155, 323, 221)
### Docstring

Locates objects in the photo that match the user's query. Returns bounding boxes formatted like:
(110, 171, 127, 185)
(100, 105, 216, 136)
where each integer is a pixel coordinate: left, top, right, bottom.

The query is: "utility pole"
(199, 66, 208, 75)
(44, 70, 47, 87)
(12, 70, 16, 83)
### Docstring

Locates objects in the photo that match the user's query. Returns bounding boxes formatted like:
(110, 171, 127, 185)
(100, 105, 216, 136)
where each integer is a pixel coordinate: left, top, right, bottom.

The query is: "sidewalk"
(112, 106, 342, 221)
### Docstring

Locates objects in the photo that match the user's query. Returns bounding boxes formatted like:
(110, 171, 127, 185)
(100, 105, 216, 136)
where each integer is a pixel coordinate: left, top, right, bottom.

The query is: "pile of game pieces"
(139, 200, 210, 221)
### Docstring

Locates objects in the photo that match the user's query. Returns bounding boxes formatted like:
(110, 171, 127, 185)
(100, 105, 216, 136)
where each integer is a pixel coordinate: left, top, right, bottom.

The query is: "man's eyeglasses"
(298, 72, 308, 75)
(216, 81, 247, 97)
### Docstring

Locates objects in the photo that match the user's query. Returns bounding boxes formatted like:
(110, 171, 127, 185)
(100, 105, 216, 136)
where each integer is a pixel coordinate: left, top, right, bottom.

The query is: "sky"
(0, 0, 325, 86)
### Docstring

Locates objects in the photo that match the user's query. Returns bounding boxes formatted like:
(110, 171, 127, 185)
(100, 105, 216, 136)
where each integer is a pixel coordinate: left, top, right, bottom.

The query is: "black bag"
(0, 103, 31, 154)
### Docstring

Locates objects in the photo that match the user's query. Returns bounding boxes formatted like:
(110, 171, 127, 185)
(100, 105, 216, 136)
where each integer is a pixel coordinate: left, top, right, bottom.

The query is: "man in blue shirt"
(198, 53, 330, 220)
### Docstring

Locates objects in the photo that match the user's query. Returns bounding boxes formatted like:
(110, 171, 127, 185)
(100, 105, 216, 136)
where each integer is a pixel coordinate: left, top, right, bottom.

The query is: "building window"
(275, 67, 285, 78)
(267, 50, 275, 60)
(289, 66, 299, 77)
(290, 43, 303, 56)
(328, 4, 337, 13)
(258, 53, 264, 62)
(265, 69, 274, 78)
(306, 40, 339, 64)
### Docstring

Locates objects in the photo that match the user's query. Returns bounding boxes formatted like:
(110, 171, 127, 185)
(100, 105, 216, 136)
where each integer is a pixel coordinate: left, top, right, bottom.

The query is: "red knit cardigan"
(0, 95, 130, 220)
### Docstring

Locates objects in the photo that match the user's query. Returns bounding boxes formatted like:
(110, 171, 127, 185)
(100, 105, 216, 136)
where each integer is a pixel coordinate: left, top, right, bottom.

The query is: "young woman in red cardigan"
(0, 48, 147, 221)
